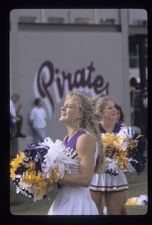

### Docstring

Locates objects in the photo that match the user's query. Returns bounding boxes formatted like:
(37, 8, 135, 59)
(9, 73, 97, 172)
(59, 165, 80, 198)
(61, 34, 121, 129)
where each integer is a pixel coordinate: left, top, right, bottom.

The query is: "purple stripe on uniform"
(64, 130, 86, 150)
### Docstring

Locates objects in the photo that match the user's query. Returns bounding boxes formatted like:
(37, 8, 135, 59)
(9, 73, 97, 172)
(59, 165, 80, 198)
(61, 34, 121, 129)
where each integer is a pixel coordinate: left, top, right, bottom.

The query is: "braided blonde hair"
(65, 92, 105, 173)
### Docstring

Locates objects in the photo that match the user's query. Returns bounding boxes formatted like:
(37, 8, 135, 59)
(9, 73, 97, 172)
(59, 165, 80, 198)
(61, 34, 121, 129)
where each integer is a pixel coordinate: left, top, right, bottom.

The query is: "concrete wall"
(10, 9, 147, 141)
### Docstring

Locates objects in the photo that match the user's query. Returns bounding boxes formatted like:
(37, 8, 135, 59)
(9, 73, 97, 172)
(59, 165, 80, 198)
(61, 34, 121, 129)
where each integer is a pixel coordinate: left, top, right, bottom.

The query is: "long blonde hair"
(65, 92, 105, 173)
(95, 95, 116, 120)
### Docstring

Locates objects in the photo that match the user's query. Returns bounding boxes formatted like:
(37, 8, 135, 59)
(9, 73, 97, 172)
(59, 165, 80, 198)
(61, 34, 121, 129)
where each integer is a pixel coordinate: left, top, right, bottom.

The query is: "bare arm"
(59, 133, 96, 187)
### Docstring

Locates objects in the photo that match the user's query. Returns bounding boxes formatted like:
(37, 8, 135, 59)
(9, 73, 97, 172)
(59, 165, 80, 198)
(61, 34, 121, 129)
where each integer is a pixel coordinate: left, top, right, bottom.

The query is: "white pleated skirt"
(89, 171, 129, 192)
(48, 185, 99, 215)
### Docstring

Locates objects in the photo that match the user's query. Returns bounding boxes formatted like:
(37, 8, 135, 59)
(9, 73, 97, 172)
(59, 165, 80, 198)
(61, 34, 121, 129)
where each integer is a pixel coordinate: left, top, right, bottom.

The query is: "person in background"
(29, 97, 47, 142)
(10, 93, 26, 139)
(115, 104, 125, 125)
(129, 77, 138, 125)
(89, 96, 130, 215)
(48, 92, 105, 215)
(130, 77, 138, 105)
(115, 103, 140, 138)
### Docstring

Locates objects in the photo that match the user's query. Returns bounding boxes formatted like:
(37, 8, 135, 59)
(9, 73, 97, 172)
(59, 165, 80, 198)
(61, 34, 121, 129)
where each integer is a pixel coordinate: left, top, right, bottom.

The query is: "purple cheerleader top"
(63, 130, 86, 159)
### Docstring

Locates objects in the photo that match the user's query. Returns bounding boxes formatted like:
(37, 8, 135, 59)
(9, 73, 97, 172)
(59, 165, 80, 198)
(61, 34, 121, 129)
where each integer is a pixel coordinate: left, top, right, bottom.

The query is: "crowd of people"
(10, 91, 146, 215)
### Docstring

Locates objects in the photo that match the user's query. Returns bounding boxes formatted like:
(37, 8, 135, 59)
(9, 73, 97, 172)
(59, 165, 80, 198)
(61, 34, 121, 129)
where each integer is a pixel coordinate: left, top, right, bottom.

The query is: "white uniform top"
(10, 99, 16, 123)
(30, 107, 47, 129)
(48, 131, 99, 215)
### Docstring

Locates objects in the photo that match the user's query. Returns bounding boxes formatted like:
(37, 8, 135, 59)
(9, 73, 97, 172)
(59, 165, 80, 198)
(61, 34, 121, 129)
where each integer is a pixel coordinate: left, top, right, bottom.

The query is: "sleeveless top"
(48, 130, 99, 215)
(99, 122, 122, 134)
(63, 130, 86, 160)
(99, 122, 135, 140)
(63, 130, 98, 171)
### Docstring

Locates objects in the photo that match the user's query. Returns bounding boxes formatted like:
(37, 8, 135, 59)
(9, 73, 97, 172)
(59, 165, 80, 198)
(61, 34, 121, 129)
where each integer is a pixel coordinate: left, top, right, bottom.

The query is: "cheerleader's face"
(102, 100, 117, 121)
(59, 98, 80, 125)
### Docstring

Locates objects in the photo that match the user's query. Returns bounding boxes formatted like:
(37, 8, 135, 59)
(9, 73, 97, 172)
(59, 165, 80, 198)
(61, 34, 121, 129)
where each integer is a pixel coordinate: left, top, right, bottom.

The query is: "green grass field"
(10, 159, 148, 215)
(125, 162, 148, 215)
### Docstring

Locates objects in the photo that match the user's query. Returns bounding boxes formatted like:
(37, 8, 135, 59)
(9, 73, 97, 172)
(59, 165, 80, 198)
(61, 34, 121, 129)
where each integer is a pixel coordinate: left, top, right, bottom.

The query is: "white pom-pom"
(41, 138, 78, 178)
(43, 137, 54, 148)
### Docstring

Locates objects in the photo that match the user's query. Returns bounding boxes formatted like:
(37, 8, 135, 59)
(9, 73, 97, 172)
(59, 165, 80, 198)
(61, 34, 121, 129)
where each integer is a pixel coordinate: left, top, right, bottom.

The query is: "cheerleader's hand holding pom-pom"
(42, 137, 78, 179)
(102, 130, 147, 175)
(10, 137, 78, 201)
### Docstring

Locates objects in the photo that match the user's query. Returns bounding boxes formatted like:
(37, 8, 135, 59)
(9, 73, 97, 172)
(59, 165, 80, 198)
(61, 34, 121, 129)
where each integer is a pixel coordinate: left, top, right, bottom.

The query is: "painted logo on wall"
(34, 61, 109, 118)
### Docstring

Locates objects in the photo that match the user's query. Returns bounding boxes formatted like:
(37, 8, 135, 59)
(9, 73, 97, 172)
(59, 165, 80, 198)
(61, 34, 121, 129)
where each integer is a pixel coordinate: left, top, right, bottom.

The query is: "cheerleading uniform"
(89, 123, 129, 192)
(48, 130, 99, 215)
